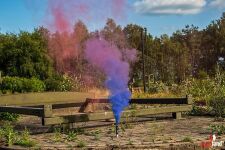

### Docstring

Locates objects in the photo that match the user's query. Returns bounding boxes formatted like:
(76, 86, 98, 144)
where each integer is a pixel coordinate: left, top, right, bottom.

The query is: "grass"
(77, 140, 86, 148)
(66, 131, 77, 142)
(53, 127, 62, 142)
(2, 122, 18, 146)
(15, 127, 36, 147)
(182, 136, 193, 143)
(128, 138, 133, 145)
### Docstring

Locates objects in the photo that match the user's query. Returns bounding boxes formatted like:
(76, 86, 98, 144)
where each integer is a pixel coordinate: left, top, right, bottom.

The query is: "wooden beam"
(85, 96, 192, 105)
(43, 105, 192, 125)
(0, 92, 94, 106)
(130, 97, 189, 104)
(0, 106, 43, 117)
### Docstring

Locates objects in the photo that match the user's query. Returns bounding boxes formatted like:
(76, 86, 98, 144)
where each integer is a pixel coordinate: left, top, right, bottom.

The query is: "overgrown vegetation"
(15, 128, 36, 147)
(209, 124, 225, 135)
(0, 112, 19, 122)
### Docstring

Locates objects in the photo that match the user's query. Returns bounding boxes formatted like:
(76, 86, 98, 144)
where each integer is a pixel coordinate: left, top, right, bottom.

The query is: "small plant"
(209, 124, 225, 135)
(15, 127, 35, 147)
(66, 131, 77, 142)
(53, 128, 62, 142)
(2, 122, 18, 146)
(93, 130, 101, 141)
(77, 140, 86, 148)
(74, 127, 85, 135)
(0, 112, 19, 122)
(128, 138, 133, 145)
(182, 136, 193, 143)
(107, 124, 115, 134)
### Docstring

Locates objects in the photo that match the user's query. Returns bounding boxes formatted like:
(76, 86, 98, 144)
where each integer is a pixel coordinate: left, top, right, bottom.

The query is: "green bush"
(181, 78, 217, 104)
(209, 96, 225, 118)
(0, 76, 45, 93)
(0, 112, 19, 122)
(147, 81, 168, 93)
(45, 74, 74, 91)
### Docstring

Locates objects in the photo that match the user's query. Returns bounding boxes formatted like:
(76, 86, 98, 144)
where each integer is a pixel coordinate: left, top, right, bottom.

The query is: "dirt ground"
(2, 115, 225, 149)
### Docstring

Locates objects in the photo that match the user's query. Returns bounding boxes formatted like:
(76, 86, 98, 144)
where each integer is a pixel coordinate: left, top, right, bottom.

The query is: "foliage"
(0, 112, 19, 122)
(181, 136, 193, 143)
(0, 76, 45, 93)
(15, 128, 36, 147)
(189, 105, 212, 116)
(45, 74, 74, 91)
(181, 78, 217, 104)
(209, 124, 225, 135)
(77, 140, 86, 148)
(0, 29, 54, 80)
(147, 81, 168, 93)
(66, 131, 77, 142)
(53, 127, 62, 142)
(209, 97, 225, 118)
(1, 122, 18, 146)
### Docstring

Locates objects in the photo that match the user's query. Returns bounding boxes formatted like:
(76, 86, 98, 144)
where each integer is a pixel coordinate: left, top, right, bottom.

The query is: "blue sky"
(0, 0, 225, 37)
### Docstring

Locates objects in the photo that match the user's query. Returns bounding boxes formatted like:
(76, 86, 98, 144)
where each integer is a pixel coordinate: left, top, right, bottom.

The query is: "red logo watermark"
(200, 134, 224, 149)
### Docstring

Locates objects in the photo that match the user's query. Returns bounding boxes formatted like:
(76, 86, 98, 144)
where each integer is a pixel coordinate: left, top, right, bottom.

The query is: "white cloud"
(134, 0, 207, 15)
(209, 0, 225, 9)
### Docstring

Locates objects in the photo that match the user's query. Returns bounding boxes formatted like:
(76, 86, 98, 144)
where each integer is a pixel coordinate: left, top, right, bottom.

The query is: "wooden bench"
(0, 92, 192, 126)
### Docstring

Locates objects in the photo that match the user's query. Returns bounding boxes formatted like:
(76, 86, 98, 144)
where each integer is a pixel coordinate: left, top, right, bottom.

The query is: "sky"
(0, 0, 225, 37)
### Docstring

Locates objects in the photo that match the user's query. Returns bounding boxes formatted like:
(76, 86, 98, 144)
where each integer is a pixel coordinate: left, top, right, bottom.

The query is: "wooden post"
(43, 104, 53, 117)
(42, 104, 53, 125)
(186, 95, 193, 105)
(0, 71, 2, 84)
(172, 112, 182, 119)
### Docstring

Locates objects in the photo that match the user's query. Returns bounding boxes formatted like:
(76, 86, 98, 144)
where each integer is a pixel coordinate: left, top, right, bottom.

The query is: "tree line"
(1, 13, 225, 88)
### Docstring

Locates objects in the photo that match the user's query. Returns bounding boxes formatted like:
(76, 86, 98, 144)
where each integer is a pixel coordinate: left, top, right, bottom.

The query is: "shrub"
(181, 78, 217, 104)
(45, 74, 74, 91)
(0, 76, 45, 93)
(209, 96, 225, 118)
(209, 124, 225, 135)
(0, 112, 19, 122)
(147, 81, 168, 93)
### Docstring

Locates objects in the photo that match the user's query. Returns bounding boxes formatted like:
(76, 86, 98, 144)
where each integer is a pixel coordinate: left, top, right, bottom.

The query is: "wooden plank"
(85, 96, 192, 105)
(43, 105, 192, 125)
(0, 92, 94, 106)
(0, 106, 43, 116)
(130, 97, 189, 104)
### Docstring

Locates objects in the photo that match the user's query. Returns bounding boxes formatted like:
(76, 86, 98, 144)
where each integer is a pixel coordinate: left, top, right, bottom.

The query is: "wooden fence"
(0, 92, 192, 126)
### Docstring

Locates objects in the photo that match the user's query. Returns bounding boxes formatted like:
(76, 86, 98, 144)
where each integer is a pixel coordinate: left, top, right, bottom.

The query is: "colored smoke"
(85, 37, 136, 124)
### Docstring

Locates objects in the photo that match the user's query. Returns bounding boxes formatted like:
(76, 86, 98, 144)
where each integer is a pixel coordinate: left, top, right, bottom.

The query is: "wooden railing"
(0, 92, 192, 126)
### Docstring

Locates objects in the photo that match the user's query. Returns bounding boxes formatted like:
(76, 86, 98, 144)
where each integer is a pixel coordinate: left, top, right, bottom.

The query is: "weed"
(0, 112, 19, 122)
(66, 131, 77, 142)
(2, 122, 18, 146)
(128, 138, 133, 145)
(77, 140, 86, 148)
(53, 127, 62, 142)
(74, 128, 85, 135)
(15, 127, 36, 147)
(182, 136, 193, 143)
(209, 124, 225, 135)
